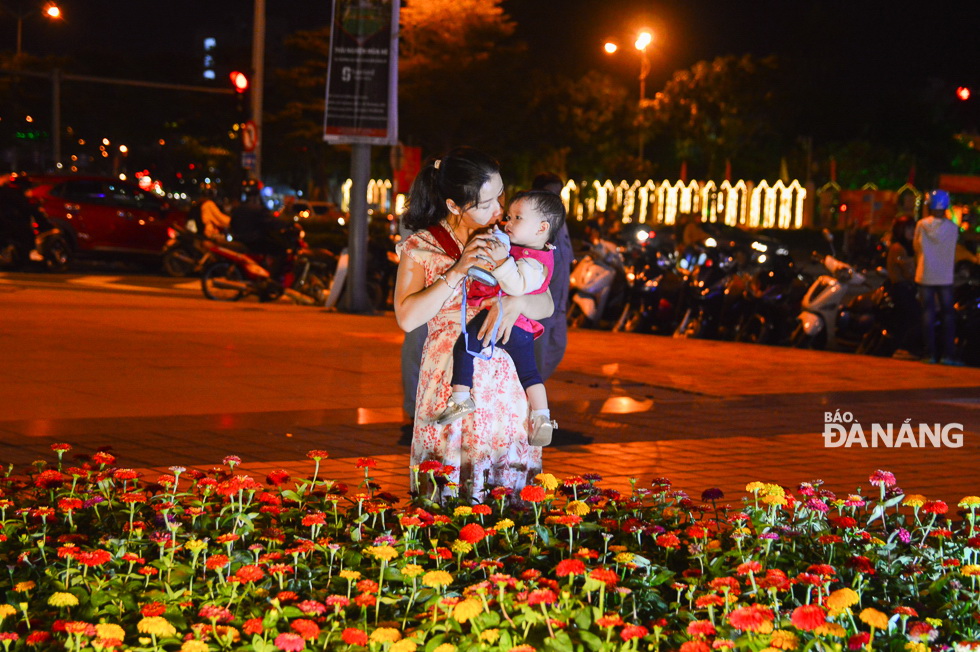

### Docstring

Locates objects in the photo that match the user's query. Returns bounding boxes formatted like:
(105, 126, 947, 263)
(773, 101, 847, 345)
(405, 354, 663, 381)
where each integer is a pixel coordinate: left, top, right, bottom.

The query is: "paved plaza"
(1, 286, 978, 508)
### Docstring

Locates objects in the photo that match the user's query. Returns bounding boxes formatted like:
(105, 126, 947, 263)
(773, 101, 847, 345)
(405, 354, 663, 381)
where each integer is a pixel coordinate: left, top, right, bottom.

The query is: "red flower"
(76, 550, 112, 567)
(341, 628, 368, 646)
(235, 565, 265, 582)
(355, 458, 378, 469)
(847, 555, 876, 575)
(458, 523, 486, 543)
(686, 620, 717, 637)
(620, 625, 648, 641)
(555, 559, 586, 577)
(273, 632, 305, 652)
(727, 604, 774, 632)
(588, 568, 619, 587)
(520, 485, 546, 503)
(140, 602, 166, 617)
(266, 470, 290, 486)
(306, 450, 329, 461)
(34, 470, 67, 489)
(847, 632, 870, 650)
(736, 561, 762, 575)
(656, 533, 681, 549)
(791, 604, 827, 631)
(290, 619, 320, 641)
(353, 593, 376, 607)
(708, 577, 740, 593)
(206, 555, 230, 570)
(526, 588, 557, 606)
(922, 500, 948, 515)
(298, 600, 326, 615)
(596, 614, 624, 628)
(92, 451, 116, 465)
(680, 641, 712, 652)
(356, 579, 379, 594)
(301, 512, 327, 527)
(242, 618, 264, 635)
(472, 504, 493, 515)
(417, 460, 443, 473)
(26, 631, 53, 646)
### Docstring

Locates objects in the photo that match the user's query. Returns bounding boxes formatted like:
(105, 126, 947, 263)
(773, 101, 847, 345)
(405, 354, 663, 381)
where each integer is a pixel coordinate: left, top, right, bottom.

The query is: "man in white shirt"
(913, 189, 962, 365)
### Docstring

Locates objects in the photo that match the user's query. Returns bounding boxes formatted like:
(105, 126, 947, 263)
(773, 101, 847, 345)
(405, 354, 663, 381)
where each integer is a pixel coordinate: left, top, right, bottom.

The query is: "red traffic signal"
(956, 86, 971, 101)
(229, 71, 249, 94)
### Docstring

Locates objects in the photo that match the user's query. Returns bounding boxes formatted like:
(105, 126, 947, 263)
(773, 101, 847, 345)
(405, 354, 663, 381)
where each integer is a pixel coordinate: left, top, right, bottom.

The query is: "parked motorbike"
(613, 228, 685, 334)
(673, 239, 741, 339)
(162, 223, 218, 277)
(0, 183, 72, 272)
(566, 239, 628, 329)
(200, 223, 336, 304)
(954, 269, 980, 366)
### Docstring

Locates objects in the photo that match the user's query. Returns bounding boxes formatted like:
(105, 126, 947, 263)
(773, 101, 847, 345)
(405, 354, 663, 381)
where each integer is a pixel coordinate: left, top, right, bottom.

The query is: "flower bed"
(1, 446, 979, 651)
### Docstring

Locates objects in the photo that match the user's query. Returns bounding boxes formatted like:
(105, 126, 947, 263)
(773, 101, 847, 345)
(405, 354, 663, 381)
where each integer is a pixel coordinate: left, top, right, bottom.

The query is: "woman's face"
(459, 172, 504, 228)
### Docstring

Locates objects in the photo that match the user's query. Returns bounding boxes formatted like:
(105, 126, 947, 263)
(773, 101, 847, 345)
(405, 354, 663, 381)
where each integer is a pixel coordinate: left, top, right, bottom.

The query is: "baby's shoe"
(435, 397, 476, 425)
(529, 414, 557, 447)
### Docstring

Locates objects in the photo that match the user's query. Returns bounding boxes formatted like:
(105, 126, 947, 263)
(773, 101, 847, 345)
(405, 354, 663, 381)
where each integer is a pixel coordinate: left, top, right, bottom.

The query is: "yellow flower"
(0, 604, 16, 619)
(746, 481, 765, 493)
(494, 518, 514, 530)
(959, 496, 980, 508)
(905, 643, 929, 652)
(433, 645, 457, 652)
(614, 552, 635, 564)
(825, 588, 859, 614)
(903, 494, 927, 508)
(180, 641, 210, 652)
(813, 622, 846, 637)
(454, 506, 473, 517)
(422, 570, 453, 588)
(761, 494, 788, 506)
(535, 473, 559, 490)
(367, 545, 399, 562)
(391, 640, 417, 652)
(14, 581, 35, 592)
(370, 627, 402, 644)
(768, 630, 799, 650)
(960, 565, 980, 577)
(48, 592, 79, 608)
(184, 539, 207, 552)
(566, 500, 590, 516)
(453, 598, 483, 623)
(609, 545, 628, 553)
(339, 570, 362, 581)
(452, 540, 473, 554)
(858, 608, 889, 630)
(137, 616, 177, 638)
(401, 564, 424, 578)
(925, 618, 942, 627)
(761, 483, 784, 497)
(95, 624, 125, 641)
(480, 629, 500, 643)
(869, 537, 886, 545)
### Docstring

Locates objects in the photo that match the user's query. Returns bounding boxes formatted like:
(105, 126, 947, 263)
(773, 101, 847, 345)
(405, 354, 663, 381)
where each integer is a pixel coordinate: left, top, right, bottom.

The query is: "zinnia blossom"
(826, 587, 860, 612)
(520, 485, 546, 503)
(48, 592, 79, 607)
(273, 632, 305, 652)
(290, 619, 320, 640)
(768, 630, 799, 650)
(727, 604, 774, 632)
(341, 628, 368, 646)
(452, 598, 483, 623)
(137, 616, 177, 638)
(620, 625, 648, 641)
(422, 570, 453, 588)
(791, 604, 827, 631)
(858, 607, 888, 630)
(922, 500, 949, 515)
(686, 620, 717, 637)
(369, 627, 401, 644)
(555, 559, 586, 577)
(869, 470, 896, 487)
(458, 523, 486, 543)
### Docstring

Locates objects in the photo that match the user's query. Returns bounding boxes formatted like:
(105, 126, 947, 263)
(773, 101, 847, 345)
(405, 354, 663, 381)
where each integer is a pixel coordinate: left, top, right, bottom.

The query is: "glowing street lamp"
(604, 28, 655, 160)
(5, 1, 64, 57)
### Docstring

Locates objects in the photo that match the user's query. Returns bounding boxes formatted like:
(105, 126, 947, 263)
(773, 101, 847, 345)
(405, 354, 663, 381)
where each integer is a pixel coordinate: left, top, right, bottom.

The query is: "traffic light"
(229, 71, 249, 94)
(957, 86, 971, 102)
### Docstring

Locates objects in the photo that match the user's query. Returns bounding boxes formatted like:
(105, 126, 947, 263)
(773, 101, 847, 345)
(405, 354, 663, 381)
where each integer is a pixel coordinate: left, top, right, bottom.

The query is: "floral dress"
(398, 224, 542, 502)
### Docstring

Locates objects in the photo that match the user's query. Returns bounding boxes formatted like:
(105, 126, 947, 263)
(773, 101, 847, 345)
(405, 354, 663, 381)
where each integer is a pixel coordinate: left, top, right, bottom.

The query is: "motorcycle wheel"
(735, 315, 768, 344)
(674, 308, 704, 339)
(162, 248, 196, 277)
(43, 237, 72, 272)
(0, 243, 27, 270)
(201, 262, 245, 301)
(789, 322, 826, 349)
(294, 274, 328, 306)
(855, 328, 895, 357)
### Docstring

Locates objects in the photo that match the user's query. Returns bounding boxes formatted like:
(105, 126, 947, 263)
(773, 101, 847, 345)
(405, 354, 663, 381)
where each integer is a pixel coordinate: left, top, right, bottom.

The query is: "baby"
(435, 189, 566, 446)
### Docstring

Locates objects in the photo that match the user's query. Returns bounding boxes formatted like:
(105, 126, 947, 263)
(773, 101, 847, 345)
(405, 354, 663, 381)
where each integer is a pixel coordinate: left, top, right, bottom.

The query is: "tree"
(647, 54, 787, 180)
(399, 0, 524, 156)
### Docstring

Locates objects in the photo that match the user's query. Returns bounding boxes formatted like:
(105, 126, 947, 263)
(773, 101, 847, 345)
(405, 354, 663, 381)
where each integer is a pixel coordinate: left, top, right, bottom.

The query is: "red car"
(27, 175, 187, 263)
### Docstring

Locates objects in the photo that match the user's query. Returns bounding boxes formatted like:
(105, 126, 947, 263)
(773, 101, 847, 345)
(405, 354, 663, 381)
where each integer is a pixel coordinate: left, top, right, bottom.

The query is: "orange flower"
(520, 485, 546, 503)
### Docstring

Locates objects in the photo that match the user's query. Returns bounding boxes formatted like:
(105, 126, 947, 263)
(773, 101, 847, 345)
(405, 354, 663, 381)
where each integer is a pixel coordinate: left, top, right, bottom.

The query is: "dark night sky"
(14, 0, 980, 139)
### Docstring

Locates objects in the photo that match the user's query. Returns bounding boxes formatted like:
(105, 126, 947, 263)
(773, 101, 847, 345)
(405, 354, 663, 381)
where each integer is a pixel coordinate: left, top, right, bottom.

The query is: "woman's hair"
(509, 189, 566, 243)
(402, 147, 500, 231)
(891, 215, 914, 255)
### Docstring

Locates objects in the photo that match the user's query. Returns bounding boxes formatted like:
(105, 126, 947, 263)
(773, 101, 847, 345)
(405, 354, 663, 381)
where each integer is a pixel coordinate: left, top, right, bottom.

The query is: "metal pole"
(251, 0, 265, 182)
(638, 51, 650, 161)
(343, 143, 373, 313)
(51, 67, 60, 169)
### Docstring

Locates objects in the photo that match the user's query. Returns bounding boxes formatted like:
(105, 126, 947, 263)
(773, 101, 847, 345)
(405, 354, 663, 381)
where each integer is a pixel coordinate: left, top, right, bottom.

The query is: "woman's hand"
(477, 290, 554, 345)
(451, 232, 499, 275)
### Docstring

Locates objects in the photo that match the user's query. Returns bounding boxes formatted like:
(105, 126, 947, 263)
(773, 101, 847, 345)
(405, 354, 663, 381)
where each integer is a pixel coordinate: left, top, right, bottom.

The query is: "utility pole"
(251, 0, 265, 182)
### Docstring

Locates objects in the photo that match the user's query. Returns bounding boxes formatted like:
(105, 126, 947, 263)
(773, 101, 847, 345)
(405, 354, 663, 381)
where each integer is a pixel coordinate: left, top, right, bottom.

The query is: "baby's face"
(502, 198, 548, 246)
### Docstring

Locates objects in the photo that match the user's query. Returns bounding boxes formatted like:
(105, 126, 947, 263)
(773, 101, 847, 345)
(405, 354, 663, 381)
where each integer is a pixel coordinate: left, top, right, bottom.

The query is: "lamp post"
(6, 1, 62, 58)
(604, 28, 654, 160)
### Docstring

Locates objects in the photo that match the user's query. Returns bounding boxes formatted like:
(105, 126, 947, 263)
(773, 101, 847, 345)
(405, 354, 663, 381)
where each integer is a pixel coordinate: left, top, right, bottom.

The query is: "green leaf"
(579, 631, 604, 651)
(545, 630, 575, 652)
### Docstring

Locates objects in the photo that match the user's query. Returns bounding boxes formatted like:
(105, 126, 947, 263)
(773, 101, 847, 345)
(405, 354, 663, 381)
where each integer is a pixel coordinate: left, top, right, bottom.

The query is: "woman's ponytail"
(403, 159, 446, 231)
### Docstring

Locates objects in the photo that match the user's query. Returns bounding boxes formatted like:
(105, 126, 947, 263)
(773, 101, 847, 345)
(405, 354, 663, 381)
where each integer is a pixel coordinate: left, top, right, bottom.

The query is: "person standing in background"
(914, 189, 963, 365)
(530, 173, 572, 380)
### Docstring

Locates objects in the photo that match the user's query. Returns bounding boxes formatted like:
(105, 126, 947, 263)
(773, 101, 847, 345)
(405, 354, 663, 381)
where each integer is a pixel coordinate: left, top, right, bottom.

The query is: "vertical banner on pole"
(323, 0, 399, 145)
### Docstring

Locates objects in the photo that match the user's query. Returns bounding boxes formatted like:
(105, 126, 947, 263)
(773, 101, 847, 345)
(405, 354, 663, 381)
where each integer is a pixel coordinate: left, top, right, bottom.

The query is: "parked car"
(27, 175, 187, 265)
(280, 200, 346, 224)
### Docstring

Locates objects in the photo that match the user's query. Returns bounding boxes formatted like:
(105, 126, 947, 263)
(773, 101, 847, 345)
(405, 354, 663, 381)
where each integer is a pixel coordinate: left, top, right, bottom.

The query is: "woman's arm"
(477, 289, 554, 345)
(393, 233, 500, 332)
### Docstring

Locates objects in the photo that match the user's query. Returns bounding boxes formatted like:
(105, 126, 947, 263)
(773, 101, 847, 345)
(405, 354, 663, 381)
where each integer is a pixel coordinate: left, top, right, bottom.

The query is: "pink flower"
(273, 632, 305, 652)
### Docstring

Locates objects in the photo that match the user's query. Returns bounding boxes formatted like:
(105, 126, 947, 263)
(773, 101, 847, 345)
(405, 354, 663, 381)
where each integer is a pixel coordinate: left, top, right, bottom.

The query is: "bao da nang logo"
(823, 411, 964, 448)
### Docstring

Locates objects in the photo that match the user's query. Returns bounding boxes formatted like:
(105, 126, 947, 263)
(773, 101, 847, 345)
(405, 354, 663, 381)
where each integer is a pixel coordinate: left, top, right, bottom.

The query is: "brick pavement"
(1, 287, 978, 508)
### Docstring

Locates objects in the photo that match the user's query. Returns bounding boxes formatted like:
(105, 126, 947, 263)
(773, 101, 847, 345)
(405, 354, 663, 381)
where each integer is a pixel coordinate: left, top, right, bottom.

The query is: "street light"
(3, 1, 63, 57)
(604, 28, 654, 160)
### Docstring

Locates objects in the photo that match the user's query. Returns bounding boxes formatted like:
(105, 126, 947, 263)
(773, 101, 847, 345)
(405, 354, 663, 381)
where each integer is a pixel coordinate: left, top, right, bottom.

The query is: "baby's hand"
(486, 236, 509, 265)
